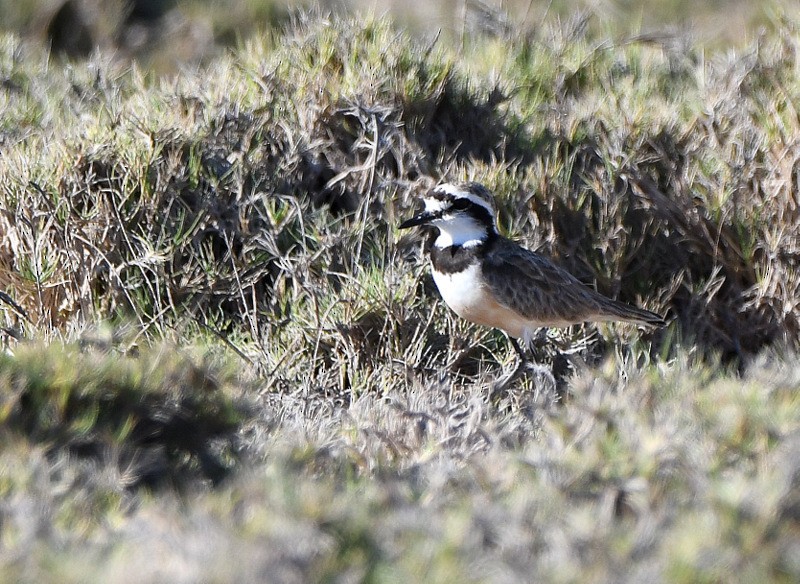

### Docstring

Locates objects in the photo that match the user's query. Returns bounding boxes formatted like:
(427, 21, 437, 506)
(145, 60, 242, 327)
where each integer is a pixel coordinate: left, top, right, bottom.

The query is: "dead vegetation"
(3, 11, 800, 367)
(1, 6, 800, 583)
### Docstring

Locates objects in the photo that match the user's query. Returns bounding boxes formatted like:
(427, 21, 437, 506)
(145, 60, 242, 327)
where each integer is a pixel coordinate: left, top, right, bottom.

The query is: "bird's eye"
(450, 198, 470, 211)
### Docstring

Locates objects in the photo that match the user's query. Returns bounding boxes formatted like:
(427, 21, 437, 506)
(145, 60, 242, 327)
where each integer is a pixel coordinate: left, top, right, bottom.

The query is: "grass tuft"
(0, 338, 243, 489)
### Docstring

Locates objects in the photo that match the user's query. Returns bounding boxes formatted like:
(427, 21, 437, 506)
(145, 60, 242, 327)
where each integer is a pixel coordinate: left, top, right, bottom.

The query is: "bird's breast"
(432, 262, 485, 316)
(431, 262, 527, 338)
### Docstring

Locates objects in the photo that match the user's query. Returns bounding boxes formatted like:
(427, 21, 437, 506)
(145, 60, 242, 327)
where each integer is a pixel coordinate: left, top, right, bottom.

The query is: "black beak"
(399, 210, 436, 229)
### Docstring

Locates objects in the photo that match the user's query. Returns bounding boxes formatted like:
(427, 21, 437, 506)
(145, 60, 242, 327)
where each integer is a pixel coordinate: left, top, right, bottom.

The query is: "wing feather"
(481, 238, 664, 326)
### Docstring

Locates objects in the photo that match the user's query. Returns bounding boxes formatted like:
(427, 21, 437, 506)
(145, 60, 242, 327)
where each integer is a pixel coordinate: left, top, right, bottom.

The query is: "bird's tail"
(597, 298, 666, 327)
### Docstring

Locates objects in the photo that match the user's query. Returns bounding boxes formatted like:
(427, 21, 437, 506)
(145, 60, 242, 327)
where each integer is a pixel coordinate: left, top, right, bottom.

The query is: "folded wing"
(481, 240, 664, 327)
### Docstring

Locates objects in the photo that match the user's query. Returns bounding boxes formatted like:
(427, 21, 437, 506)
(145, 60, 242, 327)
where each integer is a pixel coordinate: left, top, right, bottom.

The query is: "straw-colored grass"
(1, 6, 800, 582)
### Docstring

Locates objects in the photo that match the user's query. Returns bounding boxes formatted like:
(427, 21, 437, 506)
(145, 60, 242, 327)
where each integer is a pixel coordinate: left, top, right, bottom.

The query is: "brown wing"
(481, 238, 664, 327)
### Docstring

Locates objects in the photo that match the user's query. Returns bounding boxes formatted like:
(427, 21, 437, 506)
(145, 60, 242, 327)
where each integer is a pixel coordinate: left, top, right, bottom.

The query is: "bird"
(399, 182, 665, 384)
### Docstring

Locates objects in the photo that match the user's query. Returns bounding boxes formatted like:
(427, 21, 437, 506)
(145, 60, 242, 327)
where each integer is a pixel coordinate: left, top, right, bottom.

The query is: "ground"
(0, 3, 799, 582)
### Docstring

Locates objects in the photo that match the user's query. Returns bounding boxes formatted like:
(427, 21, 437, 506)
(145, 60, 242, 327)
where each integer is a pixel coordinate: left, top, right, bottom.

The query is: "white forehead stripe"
(433, 183, 495, 217)
(463, 192, 495, 216)
(433, 183, 464, 197)
(423, 197, 449, 213)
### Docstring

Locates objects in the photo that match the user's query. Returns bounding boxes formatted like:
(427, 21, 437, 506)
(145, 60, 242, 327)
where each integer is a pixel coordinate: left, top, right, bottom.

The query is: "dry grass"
(3, 10, 800, 363)
(0, 1, 779, 71)
(2, 351, 798, 583)
(1, 6, 800, 583)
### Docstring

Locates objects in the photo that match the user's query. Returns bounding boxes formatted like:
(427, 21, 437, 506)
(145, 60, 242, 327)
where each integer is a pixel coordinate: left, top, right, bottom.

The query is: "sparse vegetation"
(1, 3, 800, 582)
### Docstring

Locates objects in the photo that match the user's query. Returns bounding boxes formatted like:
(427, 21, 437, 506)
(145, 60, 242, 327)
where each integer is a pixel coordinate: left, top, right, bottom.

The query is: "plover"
(400, 182, 665, 381)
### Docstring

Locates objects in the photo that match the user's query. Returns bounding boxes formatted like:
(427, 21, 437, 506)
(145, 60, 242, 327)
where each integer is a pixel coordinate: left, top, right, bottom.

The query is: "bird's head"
(399, 182, 498, 247)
